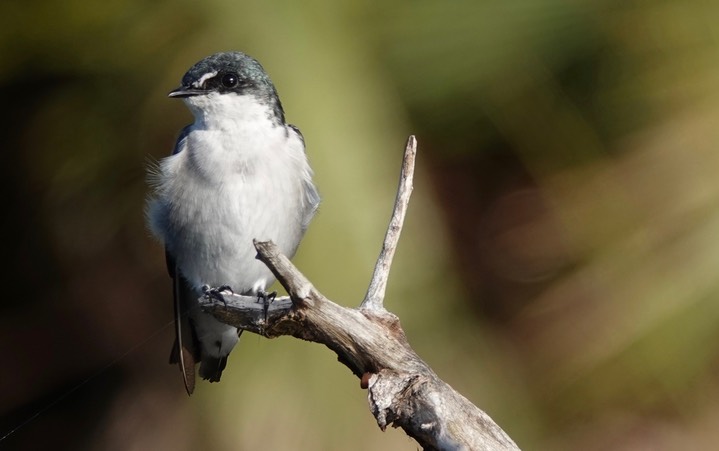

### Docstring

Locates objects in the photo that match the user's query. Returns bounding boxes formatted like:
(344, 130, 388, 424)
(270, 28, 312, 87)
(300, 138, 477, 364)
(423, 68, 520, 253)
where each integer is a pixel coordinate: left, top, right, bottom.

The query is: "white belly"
(154, 123, 308, 294)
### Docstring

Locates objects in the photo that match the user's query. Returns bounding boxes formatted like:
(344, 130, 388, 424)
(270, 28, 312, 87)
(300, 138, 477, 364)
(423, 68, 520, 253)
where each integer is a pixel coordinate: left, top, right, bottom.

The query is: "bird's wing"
(288, 124, 320, 231)
(164, 126, 200, 395)
(166, 250, 200, 395)
(301, 178, 321, 232)
(172, 125, 192, 155)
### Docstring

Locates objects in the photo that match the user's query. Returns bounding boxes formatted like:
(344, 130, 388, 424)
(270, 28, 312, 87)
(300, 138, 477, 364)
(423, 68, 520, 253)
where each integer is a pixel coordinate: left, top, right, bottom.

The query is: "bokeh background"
(2, 1, 719, 450)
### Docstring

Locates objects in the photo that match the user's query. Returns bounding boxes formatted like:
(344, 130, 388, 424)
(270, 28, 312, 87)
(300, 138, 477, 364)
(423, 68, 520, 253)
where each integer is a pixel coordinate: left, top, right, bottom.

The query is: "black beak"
(168, 86, 204, 98)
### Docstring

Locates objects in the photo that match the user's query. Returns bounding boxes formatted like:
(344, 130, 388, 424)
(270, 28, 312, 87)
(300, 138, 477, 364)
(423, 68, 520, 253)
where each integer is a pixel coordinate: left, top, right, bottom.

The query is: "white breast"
(151, 93, 311, 294)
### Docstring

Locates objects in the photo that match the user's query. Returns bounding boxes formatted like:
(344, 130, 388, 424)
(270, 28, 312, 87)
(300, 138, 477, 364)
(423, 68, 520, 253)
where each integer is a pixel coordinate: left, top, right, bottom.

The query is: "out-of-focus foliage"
(2, 0, 719, 450)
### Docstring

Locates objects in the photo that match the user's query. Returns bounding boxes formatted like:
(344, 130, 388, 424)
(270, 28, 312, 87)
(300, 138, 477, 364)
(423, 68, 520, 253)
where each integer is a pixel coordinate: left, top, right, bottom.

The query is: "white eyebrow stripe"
(193, 71, 218, 88)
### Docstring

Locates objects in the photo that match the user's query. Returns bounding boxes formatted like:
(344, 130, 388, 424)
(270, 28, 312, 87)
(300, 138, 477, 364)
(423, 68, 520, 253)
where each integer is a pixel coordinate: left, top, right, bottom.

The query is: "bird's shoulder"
(172, 125, 193, 155)
(285, 124, 320, 227)
(286, 123, 305, 148)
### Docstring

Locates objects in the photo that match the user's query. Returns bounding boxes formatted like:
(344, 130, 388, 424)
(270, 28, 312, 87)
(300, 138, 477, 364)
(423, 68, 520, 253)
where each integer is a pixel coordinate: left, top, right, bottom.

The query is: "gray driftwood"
(200, 136, 520, 451)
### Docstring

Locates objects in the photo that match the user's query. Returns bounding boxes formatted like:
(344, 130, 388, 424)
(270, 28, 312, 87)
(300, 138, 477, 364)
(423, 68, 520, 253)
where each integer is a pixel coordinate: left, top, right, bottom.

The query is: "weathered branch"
(362, 135, 417, 310)
(200, 136, 520, 450)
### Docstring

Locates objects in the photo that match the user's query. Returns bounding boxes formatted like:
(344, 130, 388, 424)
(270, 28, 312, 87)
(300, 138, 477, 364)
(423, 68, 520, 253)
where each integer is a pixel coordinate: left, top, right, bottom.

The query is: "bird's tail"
(199, 356, 228, 382)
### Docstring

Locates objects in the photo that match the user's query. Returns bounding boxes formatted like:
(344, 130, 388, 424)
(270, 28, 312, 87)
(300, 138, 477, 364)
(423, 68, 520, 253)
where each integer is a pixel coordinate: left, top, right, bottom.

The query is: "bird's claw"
(257, 290, 277, 304)
(202, 285, 234, 306)
(257, 290, 277, 322)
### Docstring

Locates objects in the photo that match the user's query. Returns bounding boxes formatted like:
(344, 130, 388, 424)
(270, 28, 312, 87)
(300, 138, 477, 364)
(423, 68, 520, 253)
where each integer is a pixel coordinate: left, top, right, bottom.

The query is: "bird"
(146, 51, 319, 395)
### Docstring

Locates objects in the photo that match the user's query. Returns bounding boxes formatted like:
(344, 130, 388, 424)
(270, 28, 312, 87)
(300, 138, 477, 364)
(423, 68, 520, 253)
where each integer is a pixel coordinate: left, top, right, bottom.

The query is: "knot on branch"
(361, 309, 407, 342)
(368, 371, 438, 435)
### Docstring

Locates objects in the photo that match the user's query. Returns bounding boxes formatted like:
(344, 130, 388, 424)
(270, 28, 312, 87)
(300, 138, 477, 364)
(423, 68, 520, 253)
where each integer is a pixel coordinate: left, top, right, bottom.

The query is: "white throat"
(184, 92, 275, 130)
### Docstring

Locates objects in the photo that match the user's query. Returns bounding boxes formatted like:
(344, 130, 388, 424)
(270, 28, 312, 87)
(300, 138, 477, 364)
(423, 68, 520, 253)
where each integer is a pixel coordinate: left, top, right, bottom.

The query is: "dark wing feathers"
(172, 125, 192, 155)
(167, 250, 199, 395)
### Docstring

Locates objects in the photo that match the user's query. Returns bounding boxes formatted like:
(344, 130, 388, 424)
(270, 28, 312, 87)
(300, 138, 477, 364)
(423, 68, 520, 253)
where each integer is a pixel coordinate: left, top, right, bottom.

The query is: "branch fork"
(200, 136, 520, 450)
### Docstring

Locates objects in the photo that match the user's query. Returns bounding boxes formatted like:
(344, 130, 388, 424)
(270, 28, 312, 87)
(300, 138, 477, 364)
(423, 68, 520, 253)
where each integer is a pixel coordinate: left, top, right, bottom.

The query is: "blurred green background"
(2, 0, 719, 449)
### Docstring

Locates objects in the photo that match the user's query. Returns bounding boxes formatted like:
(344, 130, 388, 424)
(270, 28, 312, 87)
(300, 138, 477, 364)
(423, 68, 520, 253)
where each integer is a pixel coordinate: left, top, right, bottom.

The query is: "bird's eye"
(221, 73, 239, 88)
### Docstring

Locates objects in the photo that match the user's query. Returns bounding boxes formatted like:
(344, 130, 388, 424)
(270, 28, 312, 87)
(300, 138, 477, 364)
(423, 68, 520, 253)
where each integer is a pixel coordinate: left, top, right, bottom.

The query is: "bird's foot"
(202, 285, 234, 306)
(257, 290, 277, 303)
(257, 290, 277, 322)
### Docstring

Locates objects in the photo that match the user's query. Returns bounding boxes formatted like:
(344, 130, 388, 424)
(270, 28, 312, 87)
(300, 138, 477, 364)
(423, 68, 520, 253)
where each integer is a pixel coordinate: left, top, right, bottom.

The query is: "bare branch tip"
(406, 135, 417, 149)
